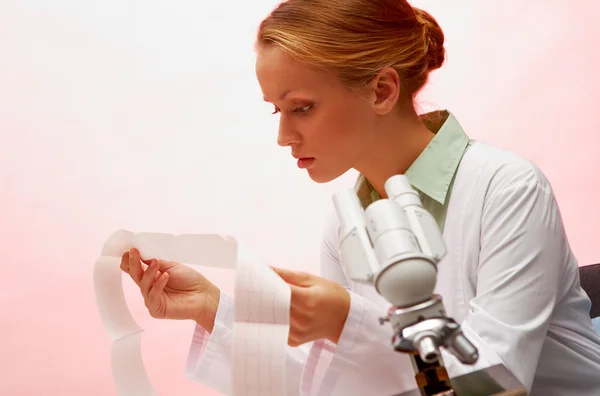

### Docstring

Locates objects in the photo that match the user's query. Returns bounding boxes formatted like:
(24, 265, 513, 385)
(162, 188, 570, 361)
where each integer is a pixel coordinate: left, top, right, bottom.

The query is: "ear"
(368, 67, 401, 115)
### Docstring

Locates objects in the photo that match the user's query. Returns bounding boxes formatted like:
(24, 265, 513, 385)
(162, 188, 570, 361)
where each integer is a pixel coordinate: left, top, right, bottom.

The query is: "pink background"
(1, 1, 599, 395)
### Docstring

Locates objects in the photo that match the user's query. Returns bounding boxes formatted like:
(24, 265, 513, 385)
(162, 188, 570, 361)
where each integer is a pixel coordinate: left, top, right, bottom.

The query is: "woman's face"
(255, 46, 378, 183)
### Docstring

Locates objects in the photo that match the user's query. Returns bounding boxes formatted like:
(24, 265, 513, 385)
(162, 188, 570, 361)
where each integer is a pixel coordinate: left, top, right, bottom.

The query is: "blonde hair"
(256, 0, 445, 98)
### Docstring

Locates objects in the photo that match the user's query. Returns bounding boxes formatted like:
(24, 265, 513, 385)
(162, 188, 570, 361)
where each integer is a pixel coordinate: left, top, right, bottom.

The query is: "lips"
(297, 157, 315, 169)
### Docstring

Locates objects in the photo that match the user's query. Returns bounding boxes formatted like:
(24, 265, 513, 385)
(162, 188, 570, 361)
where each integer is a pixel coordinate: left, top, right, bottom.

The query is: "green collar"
(354, 110, 470, 206)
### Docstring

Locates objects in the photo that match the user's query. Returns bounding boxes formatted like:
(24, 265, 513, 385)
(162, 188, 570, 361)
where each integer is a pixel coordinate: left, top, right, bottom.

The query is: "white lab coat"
(185, 141, 600, 395)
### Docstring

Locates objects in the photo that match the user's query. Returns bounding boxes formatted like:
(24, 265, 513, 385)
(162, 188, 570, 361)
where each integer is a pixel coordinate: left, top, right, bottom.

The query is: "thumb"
(270, 266, 313, 287)
(141, 257, 177, 272)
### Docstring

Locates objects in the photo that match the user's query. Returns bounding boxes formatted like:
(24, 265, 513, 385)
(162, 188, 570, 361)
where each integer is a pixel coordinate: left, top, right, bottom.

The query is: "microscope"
(332, 175, 526, 396)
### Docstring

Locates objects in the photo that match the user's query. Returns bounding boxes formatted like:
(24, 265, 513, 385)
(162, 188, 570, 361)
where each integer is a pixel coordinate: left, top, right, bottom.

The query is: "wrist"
(194, 284, 220, 333)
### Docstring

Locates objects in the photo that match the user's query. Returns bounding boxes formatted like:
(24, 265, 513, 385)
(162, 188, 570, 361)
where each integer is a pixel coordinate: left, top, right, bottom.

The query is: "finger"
(270, 266, 313, 287)
(290, 314, 310, 334)
(147, 272, 169, 315)
(120, 252, 130, 273)
(288, 335, 301, 347)
(141, 257, 177, 273)
(288, 324, 300, 346)
(289, 285, 317, 310)
(288, 316, 323, 347)
(140, 259, 160, 299)
(128, 248, 143, 285)
(287, 328, 307, 347)
(288, 283, 307, 300)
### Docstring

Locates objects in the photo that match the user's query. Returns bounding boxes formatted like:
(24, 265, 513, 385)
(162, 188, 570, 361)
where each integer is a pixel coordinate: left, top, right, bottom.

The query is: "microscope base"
(393, 364, 527, 396)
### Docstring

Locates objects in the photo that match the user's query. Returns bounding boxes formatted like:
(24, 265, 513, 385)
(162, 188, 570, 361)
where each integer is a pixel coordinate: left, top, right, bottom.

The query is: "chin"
(306, 168, 343, 184)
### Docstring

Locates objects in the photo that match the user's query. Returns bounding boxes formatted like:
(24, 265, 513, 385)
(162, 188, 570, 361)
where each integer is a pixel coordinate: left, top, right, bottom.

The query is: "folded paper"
(93, 230, 291, 396)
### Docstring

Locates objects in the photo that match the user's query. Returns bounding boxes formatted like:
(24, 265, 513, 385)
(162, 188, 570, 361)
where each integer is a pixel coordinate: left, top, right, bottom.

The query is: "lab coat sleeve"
(443, 177, 566, 392)
(301, 210, 417, 396)
(185, 290, 235, 395)
(185, 290, 309, 395)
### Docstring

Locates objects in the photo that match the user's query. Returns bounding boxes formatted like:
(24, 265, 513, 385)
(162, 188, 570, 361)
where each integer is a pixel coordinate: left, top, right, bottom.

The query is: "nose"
(277, 116, 300, 147)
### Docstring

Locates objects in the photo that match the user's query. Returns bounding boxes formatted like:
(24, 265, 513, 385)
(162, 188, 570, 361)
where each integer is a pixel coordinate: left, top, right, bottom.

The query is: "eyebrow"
(263, 89, 293, 102)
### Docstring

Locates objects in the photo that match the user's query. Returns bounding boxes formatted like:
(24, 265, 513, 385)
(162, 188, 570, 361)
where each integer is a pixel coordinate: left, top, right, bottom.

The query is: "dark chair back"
(579, 263, 600, 319)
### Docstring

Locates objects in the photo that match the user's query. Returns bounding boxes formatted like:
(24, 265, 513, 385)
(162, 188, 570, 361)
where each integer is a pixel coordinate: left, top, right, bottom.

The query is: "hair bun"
(413, 7, 445, 71)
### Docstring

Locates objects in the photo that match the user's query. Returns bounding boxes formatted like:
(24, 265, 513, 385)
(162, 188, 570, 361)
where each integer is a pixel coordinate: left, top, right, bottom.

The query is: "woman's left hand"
(271, 267, 351, 347)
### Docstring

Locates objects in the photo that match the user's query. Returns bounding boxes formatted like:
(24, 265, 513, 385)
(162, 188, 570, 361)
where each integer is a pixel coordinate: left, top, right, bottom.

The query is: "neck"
(354, 107, 435, 199)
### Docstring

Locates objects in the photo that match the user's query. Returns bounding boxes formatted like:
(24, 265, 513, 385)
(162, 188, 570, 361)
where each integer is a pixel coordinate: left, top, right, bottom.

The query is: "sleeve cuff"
(185, 291, 234, 395)
(304, 290, 420, 396)
(300, 291, 366, 395)
(333, 290, 365, 366)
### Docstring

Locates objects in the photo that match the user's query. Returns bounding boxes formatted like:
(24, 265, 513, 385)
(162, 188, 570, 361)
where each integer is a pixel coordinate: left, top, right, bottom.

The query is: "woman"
(120, 0, 600, 395)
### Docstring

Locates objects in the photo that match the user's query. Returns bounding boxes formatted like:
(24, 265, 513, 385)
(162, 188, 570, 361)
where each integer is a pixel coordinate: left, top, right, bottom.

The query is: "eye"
(293, 104, 313, 114)
(271, 103, 313, 115)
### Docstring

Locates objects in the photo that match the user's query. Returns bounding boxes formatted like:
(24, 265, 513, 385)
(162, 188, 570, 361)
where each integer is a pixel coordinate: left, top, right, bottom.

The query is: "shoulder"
(452, 141, 565, 245)
(458, 142, 567, 252)
(459, 141, 554, 200)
